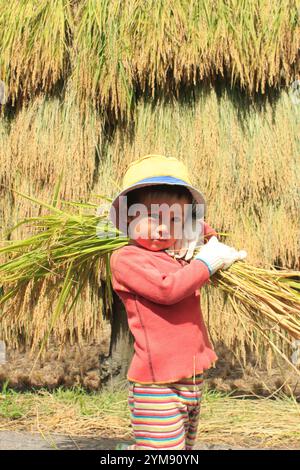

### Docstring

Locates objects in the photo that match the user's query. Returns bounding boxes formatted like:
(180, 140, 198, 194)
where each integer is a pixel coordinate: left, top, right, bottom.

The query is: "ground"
(0, 431, 244, 450)
(0, 384, 299, 450)
(0, 430, 299, 450)
(1, 341, 299, 398)
(0, 340, 299, 451)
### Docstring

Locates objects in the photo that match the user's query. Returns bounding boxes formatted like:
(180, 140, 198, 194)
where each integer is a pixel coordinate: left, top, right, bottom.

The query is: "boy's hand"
(165, 233, 197, 261)
(166, 220, 217, 261)
(166, 217, 204, 261)
(194, 236, 247, 275)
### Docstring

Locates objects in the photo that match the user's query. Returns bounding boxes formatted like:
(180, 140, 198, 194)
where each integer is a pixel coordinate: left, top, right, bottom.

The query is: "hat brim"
(109, 176, 206, 231)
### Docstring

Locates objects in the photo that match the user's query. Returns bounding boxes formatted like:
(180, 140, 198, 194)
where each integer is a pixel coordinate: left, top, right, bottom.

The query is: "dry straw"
(0, 388, 299, 448)
(0, 87, 104, 356)
(0, 25, 299, 370)
(0, 0, 300, 116)
(0, 192, 299, 375)
(0, 86, 299, 372)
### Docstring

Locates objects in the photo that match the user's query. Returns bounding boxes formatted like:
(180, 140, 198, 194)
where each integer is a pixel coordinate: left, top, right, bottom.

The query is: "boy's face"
(127, 193, 191, 251)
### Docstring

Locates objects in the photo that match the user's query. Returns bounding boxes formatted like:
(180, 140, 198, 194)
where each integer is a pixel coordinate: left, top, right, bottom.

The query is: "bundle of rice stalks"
(0, 189, 127, 355)
(212, 262, 300, 374)
(0, 189, 299, 374)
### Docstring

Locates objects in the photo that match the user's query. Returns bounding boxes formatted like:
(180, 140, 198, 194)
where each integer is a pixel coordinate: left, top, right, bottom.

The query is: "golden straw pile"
(0, 0, 299, 385)
(1, 85, 299, 367)
(0, 0, 299, 118)
(0, 191, 299, 374)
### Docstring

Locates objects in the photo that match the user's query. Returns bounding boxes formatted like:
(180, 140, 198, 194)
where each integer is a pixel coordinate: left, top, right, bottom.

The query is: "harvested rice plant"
(0, 0, 300, 395)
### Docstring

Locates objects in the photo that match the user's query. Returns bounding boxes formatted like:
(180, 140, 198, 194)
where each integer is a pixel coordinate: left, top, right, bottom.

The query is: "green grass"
(51, 385, 129, 418)
(0, 383, 130, 422)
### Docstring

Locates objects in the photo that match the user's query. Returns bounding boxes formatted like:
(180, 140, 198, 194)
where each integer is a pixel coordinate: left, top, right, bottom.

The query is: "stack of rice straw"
(0, 190, 299, 374)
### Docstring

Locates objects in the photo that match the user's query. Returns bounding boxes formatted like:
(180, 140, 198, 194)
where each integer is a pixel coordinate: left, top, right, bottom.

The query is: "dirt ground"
(0, 340, 299, 399)
(0, 431, 120, 450)
(1, 431, 297, 450)
(0, 430, 232, 450)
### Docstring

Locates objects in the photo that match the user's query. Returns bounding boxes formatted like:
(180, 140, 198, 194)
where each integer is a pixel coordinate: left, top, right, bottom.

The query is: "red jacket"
(110, 223, 218, 384)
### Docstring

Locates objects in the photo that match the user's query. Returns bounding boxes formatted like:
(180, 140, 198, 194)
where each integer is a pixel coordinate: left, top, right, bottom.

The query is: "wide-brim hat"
(109, 154, 206, 232)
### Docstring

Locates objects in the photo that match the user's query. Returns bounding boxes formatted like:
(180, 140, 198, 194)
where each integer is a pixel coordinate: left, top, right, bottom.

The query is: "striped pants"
(128, 374, 204, 450)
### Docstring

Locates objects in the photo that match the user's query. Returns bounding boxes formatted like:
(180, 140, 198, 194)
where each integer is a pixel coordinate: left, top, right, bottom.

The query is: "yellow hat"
(109, 154, 206, 230)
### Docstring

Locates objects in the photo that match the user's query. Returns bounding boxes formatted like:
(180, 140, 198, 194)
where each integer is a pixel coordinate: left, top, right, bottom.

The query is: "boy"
(109, 155, 247, 450)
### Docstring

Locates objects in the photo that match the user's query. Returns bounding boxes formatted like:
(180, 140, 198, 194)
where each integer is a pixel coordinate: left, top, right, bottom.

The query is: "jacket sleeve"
(110, 247, 211, 306)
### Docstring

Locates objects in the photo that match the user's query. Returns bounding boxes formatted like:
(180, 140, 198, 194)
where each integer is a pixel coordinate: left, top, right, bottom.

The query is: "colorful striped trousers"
(128, 373, 204, 450)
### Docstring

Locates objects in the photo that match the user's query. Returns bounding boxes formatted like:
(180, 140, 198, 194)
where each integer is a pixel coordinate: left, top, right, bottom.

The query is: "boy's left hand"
(166, 219, 208, 261)
(166, 234, 197, 261)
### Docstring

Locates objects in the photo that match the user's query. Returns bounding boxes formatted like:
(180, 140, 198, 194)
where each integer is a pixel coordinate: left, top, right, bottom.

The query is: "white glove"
(194, 236, 247, 276)
(165, 221, 203, 261)
(166, 218, 206, 261)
